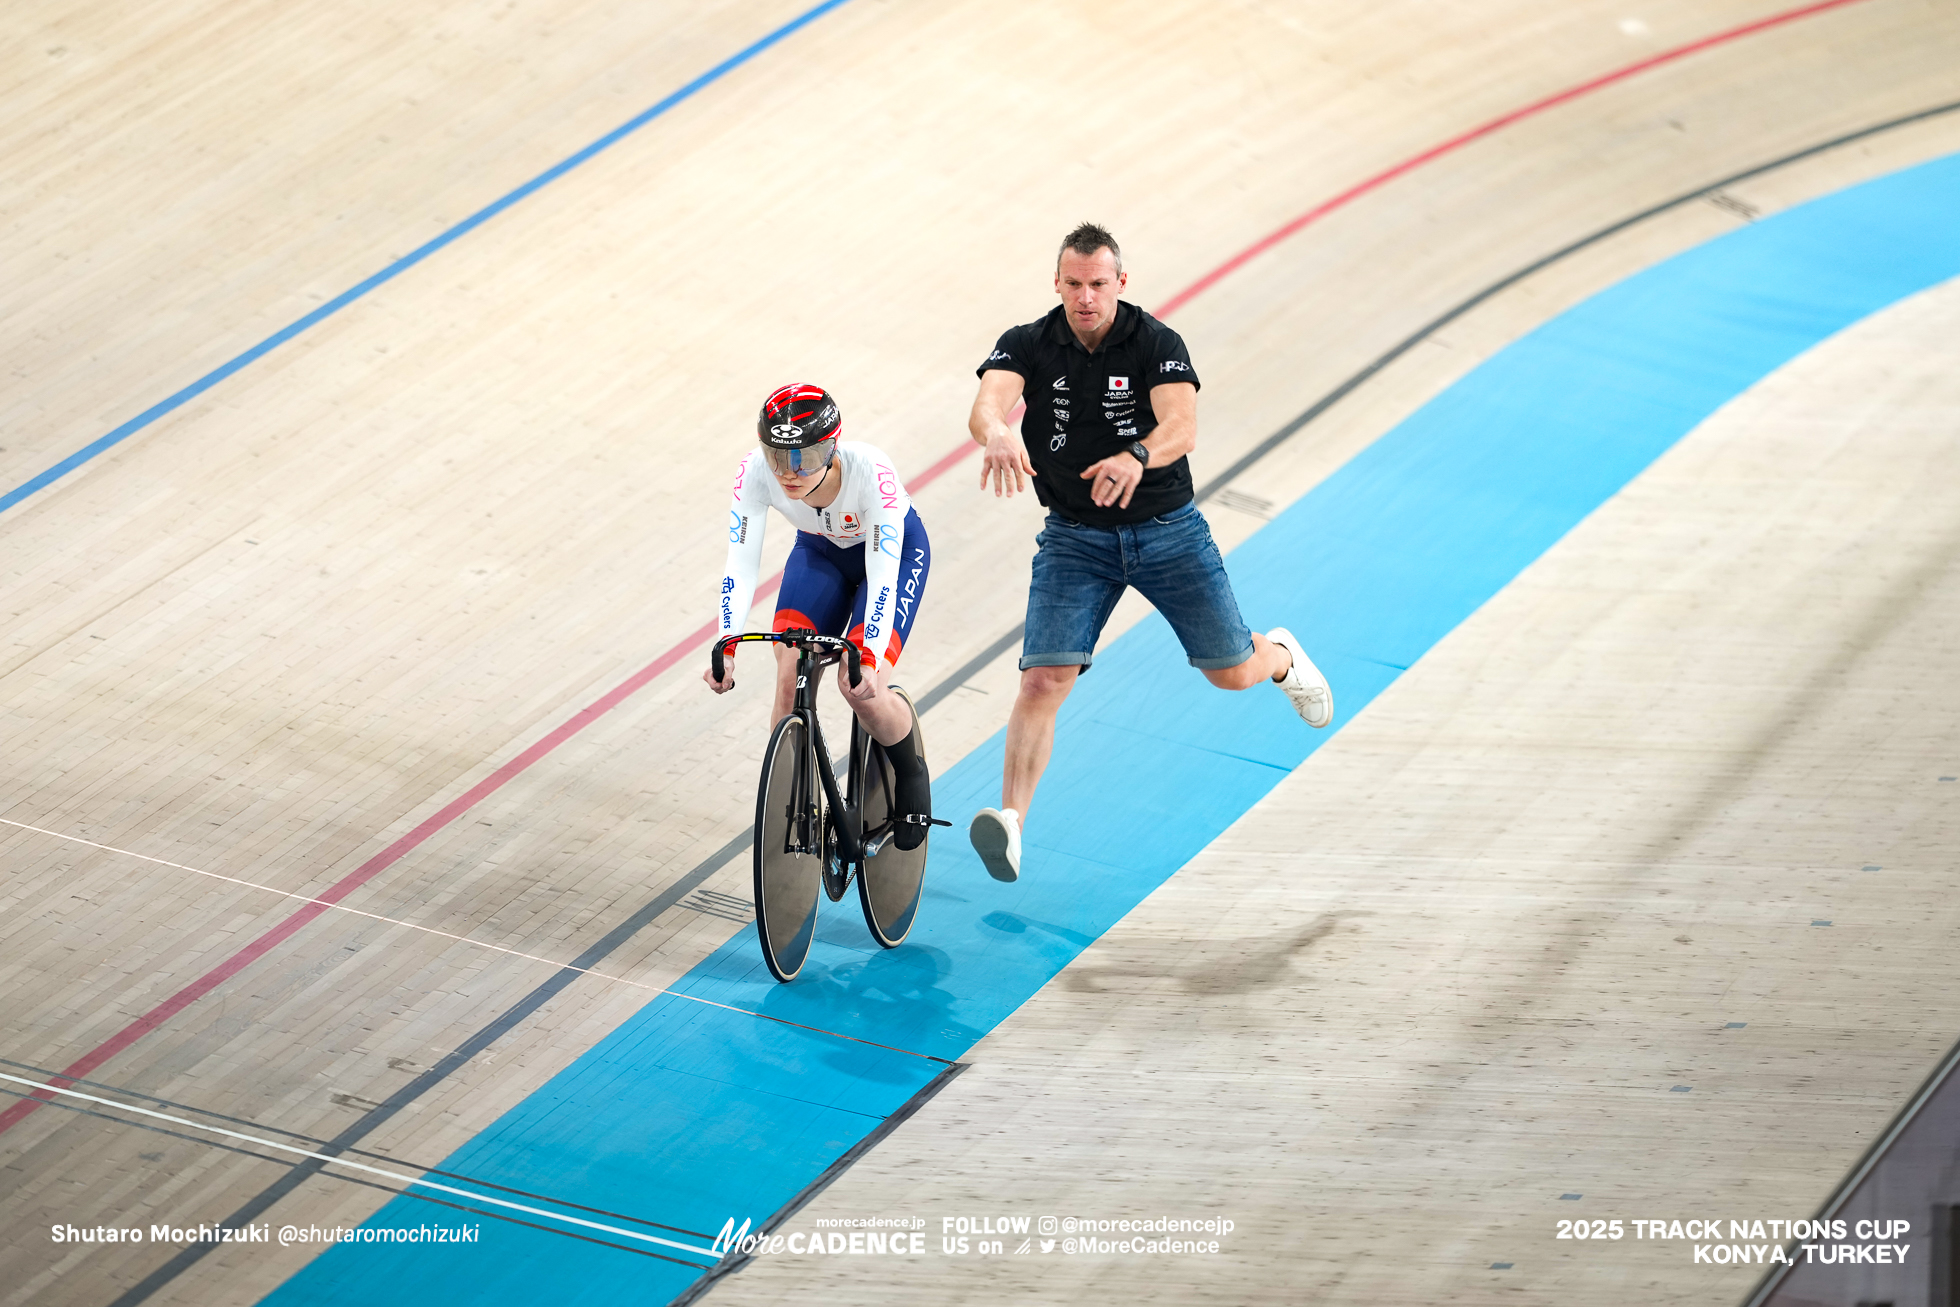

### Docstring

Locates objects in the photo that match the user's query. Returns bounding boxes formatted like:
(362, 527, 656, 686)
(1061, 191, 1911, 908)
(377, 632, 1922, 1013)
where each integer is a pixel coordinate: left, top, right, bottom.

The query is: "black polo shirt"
(976, 300, 1200, 526)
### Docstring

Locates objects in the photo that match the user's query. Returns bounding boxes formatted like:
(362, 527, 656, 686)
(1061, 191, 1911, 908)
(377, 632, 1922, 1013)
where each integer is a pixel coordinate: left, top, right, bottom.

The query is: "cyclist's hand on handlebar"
(838, 656, 878, 702)
(704, 660, 735, 694)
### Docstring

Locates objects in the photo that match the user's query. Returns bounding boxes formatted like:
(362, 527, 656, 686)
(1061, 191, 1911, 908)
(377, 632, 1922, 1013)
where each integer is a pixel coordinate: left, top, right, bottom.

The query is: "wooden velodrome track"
(4, 1, 1959, 1304)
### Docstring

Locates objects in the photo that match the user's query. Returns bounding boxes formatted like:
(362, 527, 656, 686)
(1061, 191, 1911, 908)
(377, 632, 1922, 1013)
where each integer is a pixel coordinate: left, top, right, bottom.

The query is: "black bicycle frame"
(716, 630, 870, 864)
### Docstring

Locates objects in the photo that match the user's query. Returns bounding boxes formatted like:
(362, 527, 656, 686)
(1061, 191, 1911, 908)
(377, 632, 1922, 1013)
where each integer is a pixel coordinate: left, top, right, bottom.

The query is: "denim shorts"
(1021, 502, 1254, 671)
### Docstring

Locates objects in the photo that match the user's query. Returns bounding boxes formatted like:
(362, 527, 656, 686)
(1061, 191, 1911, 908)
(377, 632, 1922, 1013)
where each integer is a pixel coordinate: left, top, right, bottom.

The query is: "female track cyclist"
(706, 384, 934, 848)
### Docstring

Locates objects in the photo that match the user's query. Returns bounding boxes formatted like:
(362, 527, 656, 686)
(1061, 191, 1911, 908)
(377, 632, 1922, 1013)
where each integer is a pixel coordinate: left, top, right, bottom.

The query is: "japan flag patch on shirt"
(1108, 376, 1130, 391)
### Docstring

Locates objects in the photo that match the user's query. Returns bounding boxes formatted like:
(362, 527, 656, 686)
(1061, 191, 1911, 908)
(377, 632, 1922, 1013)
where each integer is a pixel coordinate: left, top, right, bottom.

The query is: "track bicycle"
(713, 629, 948, 982)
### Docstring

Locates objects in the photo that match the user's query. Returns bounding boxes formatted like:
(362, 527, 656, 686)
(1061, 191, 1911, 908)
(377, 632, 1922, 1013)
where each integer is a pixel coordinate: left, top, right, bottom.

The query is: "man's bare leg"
(1205, 628, 1334, 727)
(970, 664, 1079, 882)
(1198, 633, 1291, 691)
(1002, 664, 1080, 821)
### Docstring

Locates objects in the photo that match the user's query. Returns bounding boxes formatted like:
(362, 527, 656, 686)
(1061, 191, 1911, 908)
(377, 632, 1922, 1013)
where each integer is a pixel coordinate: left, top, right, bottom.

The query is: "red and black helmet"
(757, 384, 842, 475)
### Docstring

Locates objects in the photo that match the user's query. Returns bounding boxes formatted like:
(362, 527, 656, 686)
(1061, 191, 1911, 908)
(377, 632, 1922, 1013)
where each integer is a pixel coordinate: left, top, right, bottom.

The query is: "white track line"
(0, 816, 944, 1062)
(0, 1071, 718, 1258)
(0, 817, 673, 989)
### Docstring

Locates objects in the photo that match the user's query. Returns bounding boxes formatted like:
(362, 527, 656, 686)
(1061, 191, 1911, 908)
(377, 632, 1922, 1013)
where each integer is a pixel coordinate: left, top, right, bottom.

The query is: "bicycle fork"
(803, 711, 862, 864)
(783, 657, 862, 864)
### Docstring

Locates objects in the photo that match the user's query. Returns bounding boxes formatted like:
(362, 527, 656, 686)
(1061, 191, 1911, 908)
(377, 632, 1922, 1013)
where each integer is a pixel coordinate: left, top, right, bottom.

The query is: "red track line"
(0, 586, 790, 1136)
(0, 0, 1873, 1138)
(1152, 0, 1874, 319)
(912, 433, 984, 491)
(0, 431, 1003, 1137)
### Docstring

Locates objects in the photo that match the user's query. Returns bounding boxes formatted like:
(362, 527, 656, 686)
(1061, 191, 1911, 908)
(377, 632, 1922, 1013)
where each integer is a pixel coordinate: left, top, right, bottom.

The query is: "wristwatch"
(1125, 440, 1150, 468)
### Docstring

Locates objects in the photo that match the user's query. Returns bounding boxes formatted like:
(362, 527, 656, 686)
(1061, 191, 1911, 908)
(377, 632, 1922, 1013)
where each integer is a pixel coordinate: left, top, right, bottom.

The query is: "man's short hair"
(1057, 222, 1122, 275)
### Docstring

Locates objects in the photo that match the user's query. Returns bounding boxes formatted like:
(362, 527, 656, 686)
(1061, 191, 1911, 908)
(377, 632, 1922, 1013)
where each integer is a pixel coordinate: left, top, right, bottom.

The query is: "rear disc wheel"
(857, 687, 928, 948)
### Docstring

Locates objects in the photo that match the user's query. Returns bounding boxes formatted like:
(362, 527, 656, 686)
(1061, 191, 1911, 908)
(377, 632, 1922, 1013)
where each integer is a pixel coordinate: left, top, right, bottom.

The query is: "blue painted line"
(261, 152, 1960, 1305)
(0, 0, 854, 520)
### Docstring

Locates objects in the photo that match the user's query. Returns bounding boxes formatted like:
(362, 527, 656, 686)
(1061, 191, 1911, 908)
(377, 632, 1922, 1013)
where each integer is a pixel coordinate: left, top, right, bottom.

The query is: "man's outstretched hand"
(1080, 453, 1142, 509)
(979, 428, 1037, 498)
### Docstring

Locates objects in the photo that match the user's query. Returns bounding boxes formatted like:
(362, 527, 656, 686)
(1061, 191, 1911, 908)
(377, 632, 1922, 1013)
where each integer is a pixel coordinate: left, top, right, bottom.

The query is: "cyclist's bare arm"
(970, 370, 1033, 497)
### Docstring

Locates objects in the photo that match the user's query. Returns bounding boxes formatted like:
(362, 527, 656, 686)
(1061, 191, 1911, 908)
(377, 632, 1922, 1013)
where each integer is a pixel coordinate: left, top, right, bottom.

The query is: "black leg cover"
(883, 724, 931, 851)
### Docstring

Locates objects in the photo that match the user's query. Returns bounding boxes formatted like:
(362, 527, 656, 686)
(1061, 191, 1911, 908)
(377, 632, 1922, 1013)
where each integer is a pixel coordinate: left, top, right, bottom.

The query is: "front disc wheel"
(754, 714, 822, 982)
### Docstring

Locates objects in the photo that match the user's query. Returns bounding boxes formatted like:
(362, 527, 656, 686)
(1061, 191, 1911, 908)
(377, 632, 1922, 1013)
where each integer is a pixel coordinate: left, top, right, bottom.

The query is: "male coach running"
(965, 222, 1334, 882)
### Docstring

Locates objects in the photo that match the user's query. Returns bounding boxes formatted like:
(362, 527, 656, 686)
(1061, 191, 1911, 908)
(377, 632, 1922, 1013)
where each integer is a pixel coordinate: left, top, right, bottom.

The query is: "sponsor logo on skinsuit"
(896, 548, 926, 623)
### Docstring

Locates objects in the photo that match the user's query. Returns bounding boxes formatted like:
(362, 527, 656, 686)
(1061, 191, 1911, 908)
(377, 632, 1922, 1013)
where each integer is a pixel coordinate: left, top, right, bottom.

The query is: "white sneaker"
(969, 807, 1022, 883)
(1266, 628, 1333, 728)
